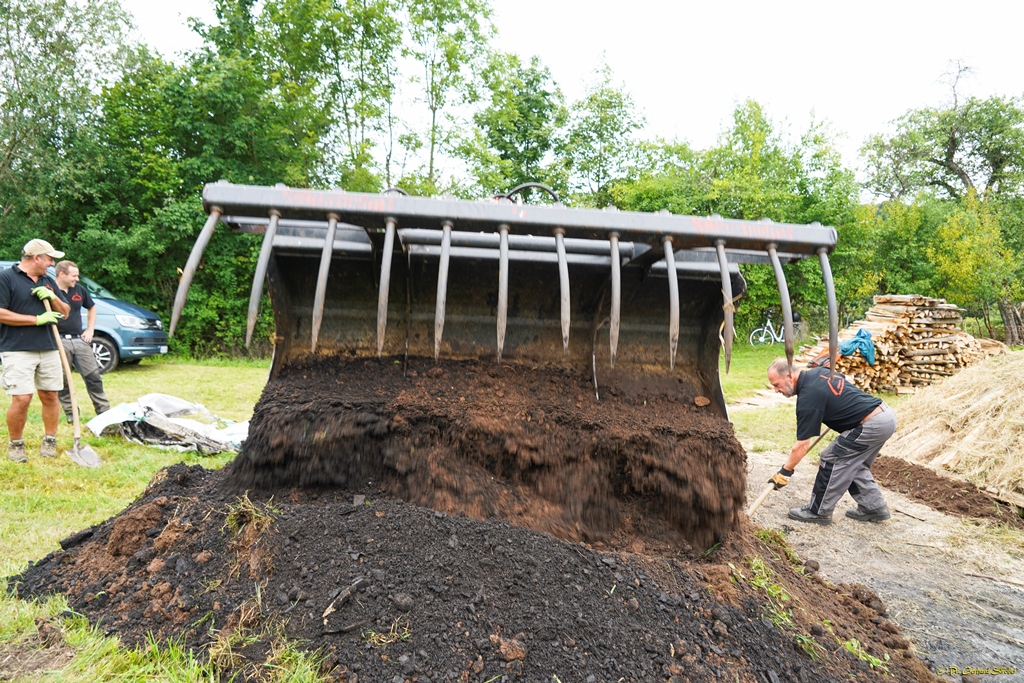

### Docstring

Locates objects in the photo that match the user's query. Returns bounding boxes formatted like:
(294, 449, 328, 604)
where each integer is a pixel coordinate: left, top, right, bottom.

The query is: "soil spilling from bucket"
(231, 356, 746, 551)
(12, 463, 939, 683)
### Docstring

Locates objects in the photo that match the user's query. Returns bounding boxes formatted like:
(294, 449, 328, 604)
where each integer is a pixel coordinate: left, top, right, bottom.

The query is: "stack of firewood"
(794, 295, 994, 394)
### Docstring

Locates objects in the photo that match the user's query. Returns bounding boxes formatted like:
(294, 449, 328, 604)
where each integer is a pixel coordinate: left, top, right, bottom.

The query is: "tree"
(863, 95, 1024, 201)
(0, 0, 128, 240)
(406, 0, 492, 187)
(851, 201, 937, 298)
(862, 73, 1024, 344)
(458, 52, 567, 198)
(202, 0, 259, 56)
(699, 100, 801, 220)
(561, 64, 642, 203)
(609, 101, 860, 333)
(318, 0, 403, 190)
(608, 141, 703, 214)
(928, 193, 1020, 338)
(52, 0, 340, 355)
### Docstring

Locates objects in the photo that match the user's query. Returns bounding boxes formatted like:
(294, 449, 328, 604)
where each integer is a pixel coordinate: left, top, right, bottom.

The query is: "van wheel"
(91, 336, 119, 374)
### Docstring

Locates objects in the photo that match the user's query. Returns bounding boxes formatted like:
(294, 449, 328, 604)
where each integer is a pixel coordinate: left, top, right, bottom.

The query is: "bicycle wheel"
(749, 327, 774, 346)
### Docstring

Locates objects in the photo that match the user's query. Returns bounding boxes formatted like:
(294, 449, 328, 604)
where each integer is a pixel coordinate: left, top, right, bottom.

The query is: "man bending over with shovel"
(765, 358, 897, 525)
(0, 240, 70, 462)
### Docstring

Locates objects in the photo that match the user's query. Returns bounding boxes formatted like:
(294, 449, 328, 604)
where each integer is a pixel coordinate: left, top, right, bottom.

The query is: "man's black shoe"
(845, 505, 891, 522)
(788, 506, 832, 525)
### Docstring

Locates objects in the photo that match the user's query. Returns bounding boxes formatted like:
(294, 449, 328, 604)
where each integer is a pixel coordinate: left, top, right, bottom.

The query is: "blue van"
(0, 261, 168, 373)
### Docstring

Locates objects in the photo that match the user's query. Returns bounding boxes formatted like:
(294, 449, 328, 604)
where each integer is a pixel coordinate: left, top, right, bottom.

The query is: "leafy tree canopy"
(5, 4, 1023, 353)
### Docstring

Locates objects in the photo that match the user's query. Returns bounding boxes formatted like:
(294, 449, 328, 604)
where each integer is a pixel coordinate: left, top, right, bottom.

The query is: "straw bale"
(885, 351, 1024, 507)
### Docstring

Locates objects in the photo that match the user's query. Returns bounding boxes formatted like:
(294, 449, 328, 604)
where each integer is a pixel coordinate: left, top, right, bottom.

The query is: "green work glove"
(31, 286, 57, 301)
(767, 467, 794, 490)
(35, 311, 62, 326)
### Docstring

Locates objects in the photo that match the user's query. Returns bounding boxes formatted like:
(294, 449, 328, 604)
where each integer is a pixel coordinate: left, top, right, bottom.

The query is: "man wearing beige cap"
(0, 239, 71, 462)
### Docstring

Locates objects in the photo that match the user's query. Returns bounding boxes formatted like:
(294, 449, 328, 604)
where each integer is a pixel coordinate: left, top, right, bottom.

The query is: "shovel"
(44, 299, 102, 467)
(746, 429, 831, 518)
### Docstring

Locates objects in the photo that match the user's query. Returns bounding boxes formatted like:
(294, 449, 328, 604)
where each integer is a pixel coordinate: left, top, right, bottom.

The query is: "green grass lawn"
(716, 344, 804, 455)
(0, 345, 901, 680)
(0, 358, 270, 575)
(719, 343, 780, 403)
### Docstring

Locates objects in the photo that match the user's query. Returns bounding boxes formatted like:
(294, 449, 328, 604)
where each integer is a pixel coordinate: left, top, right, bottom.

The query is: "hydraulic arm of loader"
(171, 182, 839, 415)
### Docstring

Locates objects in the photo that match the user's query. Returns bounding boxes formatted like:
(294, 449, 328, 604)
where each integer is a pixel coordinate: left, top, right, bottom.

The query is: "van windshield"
(80, 276, 117, 300)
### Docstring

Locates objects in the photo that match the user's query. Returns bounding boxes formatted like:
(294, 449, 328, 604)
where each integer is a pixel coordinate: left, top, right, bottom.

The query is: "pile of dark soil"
(873, 456, 1024, 529)
(12, 464, 939, 683)
(6, 357, 946, 681)
(232, 357, 746, 550)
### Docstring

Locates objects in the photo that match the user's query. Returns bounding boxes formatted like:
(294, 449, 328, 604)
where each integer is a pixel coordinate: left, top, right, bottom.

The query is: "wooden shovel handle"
(746, 429, 833, 518)
(746, 484, 776, 517)
(43, 299, 82, 441)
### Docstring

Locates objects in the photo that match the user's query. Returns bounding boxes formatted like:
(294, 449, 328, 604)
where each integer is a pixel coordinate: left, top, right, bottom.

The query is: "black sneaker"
(845, 505, 891, 522)
(788, 506, 833, 525)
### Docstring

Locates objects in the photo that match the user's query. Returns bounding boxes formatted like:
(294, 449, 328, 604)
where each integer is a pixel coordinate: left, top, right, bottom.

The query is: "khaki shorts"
(0, 350, 64, 395)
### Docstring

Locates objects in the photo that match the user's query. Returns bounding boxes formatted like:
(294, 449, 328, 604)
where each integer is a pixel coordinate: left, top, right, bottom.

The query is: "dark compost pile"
(8, 357, 941, 682)
(12, 465, 938, 683)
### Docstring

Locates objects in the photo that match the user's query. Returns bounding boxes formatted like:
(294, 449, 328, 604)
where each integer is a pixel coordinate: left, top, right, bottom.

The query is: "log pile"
(794, 294, 1000, 394)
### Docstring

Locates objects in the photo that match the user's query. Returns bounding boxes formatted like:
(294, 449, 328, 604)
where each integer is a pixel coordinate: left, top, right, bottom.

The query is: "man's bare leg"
(6, 394, 32, 441)
(38, 390, 60, 436)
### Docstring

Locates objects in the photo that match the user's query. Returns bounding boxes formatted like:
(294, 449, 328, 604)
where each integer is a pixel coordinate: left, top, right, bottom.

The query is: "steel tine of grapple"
(714, 239, 734, 373)
(405, 247, 412, 367)
(609, 232, 621, 368)
(377, 217, 397, 357)
(311, 212, 340, 353)
(246, 209, 280, 348)
(663, 237, 679, 370)
(818, 247, 839, 378)
(170, 207, 221, 338)
(434, 221, 453, 361)
(767, 243, 795, 371)
(497, 224, 509, 363)
(554, 228, 570, 354)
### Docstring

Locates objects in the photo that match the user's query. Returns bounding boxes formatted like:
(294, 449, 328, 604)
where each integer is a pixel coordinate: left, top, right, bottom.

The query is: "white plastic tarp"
(86, 393, 248, 454)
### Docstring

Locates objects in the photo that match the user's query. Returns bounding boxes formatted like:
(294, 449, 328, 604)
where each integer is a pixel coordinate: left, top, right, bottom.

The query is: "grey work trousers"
(57, 337, 111, 420)
(806, 404, 897, 516)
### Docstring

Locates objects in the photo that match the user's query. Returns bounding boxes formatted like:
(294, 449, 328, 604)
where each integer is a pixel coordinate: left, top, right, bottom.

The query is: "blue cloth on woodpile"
(838, 328, 875, 366)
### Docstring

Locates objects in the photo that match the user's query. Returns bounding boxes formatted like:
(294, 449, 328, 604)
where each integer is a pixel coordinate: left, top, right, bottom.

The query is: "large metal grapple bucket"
(172, 182, 840, 548)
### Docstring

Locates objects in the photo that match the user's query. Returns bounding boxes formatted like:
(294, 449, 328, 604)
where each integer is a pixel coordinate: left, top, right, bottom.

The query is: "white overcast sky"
(121, 0, 1024, 172)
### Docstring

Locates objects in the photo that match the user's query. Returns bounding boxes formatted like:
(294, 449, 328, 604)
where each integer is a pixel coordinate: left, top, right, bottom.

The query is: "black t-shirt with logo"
(56, 284, 94, 337)
(0, 264, 68, 352)
(794, 366, 883, 440)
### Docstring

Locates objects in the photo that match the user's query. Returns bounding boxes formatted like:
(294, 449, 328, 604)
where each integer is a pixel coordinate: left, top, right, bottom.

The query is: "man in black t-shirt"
(55, 261, 111, 422)
(0, 239, 71, 462)
(765, 358, 898, 525)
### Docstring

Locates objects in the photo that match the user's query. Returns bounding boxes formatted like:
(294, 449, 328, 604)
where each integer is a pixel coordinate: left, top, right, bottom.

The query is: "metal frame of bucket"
(172, 182, 840, 415)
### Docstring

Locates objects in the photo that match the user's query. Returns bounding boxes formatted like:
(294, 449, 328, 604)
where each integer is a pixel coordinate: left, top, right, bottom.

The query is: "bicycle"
(749, 311, 785, 346)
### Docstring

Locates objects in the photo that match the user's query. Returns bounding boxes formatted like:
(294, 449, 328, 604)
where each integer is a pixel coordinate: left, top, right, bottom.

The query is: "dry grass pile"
(796, 294, 1006, 394)
(885, 350, 1024, 508)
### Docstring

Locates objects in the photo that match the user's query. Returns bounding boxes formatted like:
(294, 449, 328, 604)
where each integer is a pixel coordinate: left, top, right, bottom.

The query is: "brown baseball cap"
(22, 239, 65, 258)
